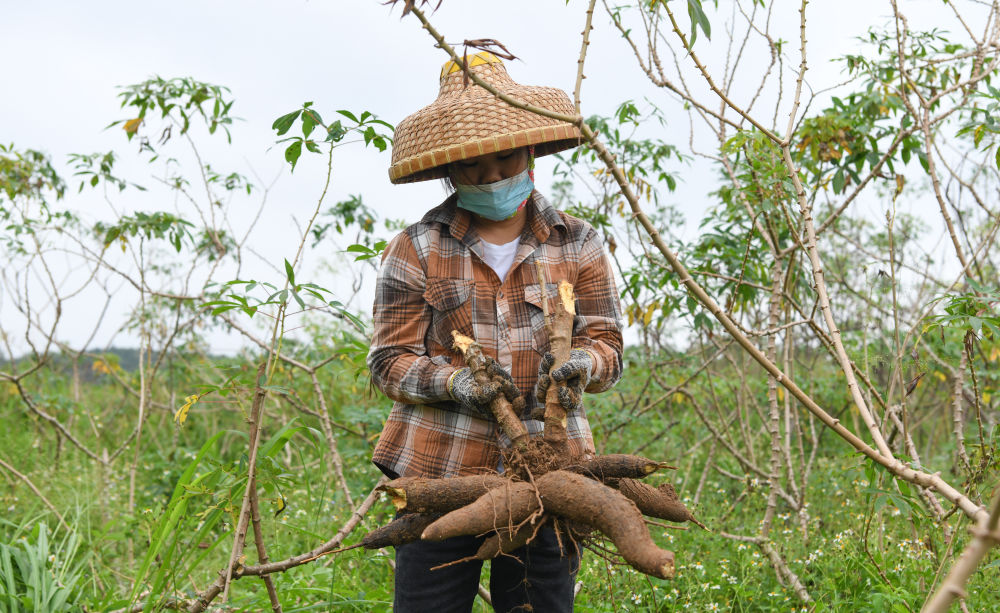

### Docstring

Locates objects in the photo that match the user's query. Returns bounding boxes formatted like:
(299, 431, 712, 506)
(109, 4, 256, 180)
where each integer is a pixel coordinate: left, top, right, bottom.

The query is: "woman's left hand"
(534, 349, 592, 412)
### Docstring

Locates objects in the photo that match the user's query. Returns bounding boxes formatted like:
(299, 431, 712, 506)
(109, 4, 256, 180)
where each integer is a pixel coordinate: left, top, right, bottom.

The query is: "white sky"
(0, 0, 956, 353)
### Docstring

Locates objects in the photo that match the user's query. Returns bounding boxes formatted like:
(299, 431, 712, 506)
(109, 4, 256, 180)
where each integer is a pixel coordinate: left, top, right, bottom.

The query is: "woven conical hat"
(389, 52, 582, 184)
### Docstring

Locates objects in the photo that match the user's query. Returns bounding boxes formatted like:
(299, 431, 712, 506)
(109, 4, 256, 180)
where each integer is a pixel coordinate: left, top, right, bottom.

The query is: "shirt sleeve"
(571, 228, 624, 393)
(367, 231, 457, 404)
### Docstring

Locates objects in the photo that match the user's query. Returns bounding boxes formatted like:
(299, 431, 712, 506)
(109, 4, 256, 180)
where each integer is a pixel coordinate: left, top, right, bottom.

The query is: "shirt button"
(498, 291, 504, 299)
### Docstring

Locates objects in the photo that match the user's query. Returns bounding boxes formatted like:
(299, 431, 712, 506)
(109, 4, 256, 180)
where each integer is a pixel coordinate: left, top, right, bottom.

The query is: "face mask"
(454, 168, 534, 221)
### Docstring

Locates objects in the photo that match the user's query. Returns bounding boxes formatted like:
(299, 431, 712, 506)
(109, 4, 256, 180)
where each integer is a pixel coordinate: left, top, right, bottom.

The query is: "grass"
(0, 353, 998, 612)
(0, 519, 88, 612)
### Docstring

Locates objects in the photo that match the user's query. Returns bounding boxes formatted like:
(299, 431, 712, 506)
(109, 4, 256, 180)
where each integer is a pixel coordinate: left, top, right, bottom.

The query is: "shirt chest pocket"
(523, 283, 560, 353)
(423, 278, 474, 352)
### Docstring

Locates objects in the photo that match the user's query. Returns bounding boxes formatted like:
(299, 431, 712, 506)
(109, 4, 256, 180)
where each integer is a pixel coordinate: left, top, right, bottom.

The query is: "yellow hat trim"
(440, 51, 502, 79)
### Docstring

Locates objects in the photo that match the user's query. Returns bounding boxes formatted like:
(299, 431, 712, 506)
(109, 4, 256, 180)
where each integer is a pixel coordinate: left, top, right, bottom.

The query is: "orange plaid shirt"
(368, 192, 623, 478)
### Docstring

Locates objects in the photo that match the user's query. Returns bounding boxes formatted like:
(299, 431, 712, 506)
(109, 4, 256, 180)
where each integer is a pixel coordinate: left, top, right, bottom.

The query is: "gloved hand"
(448, 356, 522, 417)
(534, 349, 593, 413)
(488, 359, 524, 408)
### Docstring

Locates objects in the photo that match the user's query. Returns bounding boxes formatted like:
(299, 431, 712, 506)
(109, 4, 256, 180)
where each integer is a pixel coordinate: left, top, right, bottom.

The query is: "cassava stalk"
(541, 280, 576, 448)
(922, 491, 1000, 612)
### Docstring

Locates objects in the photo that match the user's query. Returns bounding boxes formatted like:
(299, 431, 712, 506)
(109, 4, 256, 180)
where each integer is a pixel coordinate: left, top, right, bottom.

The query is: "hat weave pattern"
(389, 53, 582, 183)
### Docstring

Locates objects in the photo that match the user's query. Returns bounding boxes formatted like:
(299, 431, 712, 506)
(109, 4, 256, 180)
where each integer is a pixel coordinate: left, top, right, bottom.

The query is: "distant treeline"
(0, 347, 228, 379)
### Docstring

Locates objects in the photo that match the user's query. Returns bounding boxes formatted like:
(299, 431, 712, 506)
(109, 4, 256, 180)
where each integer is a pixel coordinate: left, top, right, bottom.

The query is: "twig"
(9, 379, 105, 465)
(190, 478, 387, 611)
(0, 457, 70, 532)
(310, 371, 355, 507)
(574, 0, 598, 114)
(220, 365, 269, 603)
(249, 479, 282, 613)
(127, 339, 148, 567)
(952, 353, 972, 474)
(716, 532, 811, 602)
(644, 518, 688, 531)
(241, 477, 387, 576)
(657, 2, 782, 144)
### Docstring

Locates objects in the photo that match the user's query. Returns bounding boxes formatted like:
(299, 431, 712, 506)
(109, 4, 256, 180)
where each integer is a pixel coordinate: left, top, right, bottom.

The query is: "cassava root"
(360, 513, 442, 549)
(415, 471, 675, 579)
(422, 481, 541, 542)
(381, 475, 506, 513)
(613, 478, 706, 529)
(537, 471, 675, 578)
(566, 454, 676, 482)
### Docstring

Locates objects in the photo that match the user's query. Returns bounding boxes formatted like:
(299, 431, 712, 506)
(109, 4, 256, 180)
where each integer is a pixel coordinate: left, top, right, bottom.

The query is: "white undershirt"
(481, 236, 521, 282)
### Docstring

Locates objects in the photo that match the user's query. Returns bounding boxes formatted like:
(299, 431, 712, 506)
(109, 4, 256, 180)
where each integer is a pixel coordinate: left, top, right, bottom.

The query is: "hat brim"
(389, 125, 582, 184)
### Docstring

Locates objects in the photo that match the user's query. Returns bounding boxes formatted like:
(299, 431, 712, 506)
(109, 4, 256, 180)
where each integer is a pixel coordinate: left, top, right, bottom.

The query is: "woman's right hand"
(447, 357, 520, 417)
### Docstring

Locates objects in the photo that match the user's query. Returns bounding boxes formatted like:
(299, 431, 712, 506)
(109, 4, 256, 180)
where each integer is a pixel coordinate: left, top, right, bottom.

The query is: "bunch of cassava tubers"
(358, 279, 703, 579)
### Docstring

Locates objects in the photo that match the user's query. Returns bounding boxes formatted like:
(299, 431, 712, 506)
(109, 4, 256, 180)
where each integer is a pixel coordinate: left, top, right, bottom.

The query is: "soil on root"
(502, 437, 573, 480)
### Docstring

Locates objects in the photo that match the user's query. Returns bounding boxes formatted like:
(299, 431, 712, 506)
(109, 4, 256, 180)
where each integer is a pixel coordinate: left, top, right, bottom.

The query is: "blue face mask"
(454, 168, 534, 221)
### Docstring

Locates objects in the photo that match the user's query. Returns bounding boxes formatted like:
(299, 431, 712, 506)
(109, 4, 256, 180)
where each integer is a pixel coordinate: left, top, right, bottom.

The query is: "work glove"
(448, 357, 521, 417)
(534, 349, 593, 413)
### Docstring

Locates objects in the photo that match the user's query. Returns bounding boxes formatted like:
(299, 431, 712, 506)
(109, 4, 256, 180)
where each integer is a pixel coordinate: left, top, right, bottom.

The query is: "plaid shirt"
(368, 191, 623, 478)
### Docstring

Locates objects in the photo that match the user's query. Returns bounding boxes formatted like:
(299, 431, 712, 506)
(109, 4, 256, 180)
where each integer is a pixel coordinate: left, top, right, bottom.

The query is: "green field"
(1, 343, 997, 611)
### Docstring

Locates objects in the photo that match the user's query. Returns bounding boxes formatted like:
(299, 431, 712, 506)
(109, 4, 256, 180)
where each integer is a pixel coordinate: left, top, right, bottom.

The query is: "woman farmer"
(367, 51, 624, 612)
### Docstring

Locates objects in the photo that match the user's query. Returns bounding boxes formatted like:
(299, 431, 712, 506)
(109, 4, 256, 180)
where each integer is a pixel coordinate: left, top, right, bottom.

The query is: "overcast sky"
(0, 0, 951, 352)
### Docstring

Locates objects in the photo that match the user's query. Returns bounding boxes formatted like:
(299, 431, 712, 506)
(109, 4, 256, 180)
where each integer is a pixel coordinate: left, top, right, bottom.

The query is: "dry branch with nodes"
(400, 1, 1000, 605)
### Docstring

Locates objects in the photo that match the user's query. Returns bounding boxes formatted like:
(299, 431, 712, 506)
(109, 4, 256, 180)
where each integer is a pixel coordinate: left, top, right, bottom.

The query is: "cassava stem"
(540, 279, 576, 448)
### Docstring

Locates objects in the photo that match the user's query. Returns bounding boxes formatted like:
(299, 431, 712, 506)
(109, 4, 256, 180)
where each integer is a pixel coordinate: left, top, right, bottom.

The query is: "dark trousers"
(393, 526, 578, 613)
